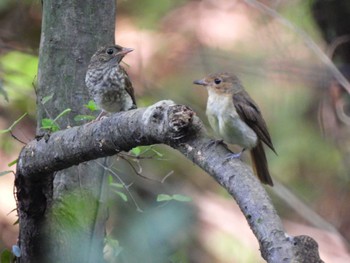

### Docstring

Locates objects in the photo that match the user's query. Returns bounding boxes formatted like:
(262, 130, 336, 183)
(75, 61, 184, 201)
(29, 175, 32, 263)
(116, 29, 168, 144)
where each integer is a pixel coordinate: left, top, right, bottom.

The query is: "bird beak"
(118, 47, 134, 56)
(193, 79, 207, 86)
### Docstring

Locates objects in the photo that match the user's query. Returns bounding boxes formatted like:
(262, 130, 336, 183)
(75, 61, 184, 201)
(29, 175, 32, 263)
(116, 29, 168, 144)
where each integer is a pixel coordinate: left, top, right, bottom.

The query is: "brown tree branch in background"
(15, 100, 324, 263)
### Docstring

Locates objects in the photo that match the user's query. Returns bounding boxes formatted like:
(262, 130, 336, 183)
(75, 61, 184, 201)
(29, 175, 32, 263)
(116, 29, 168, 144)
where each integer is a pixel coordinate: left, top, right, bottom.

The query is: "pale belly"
(206, 92, 258, 149)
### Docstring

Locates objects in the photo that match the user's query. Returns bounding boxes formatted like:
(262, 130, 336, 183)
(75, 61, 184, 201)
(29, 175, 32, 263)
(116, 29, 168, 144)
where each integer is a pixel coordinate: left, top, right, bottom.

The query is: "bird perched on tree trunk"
(193, 72, 276, 186)
(85, 44, 137, 117)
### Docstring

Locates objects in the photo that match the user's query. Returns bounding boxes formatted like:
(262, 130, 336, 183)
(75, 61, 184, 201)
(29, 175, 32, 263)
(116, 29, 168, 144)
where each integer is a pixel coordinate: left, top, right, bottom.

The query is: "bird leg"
(96, 110, 107, 121)
(225, 148, 246, 160)
(86, 110, 108, 125)
(206, 139, 226, 149)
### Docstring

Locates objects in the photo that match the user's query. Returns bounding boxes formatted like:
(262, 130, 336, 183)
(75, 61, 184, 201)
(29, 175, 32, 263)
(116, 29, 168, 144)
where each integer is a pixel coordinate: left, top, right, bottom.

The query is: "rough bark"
(15, 0, 116, 262)
(16, 100, 324, 263)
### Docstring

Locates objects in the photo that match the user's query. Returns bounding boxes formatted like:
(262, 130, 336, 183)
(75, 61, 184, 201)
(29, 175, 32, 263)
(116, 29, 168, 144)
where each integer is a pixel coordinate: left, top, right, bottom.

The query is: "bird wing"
(233, 90, 276, 153)
(121, 66, 137, 108)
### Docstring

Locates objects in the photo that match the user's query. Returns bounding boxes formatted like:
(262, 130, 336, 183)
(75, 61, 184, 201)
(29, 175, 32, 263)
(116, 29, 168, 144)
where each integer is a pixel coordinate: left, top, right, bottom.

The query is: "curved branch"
(16, 100, 323, 262)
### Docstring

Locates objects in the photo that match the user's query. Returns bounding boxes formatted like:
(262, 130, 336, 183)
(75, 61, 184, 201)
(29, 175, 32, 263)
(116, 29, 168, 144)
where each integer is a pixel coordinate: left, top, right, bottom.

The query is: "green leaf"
(0, 113, 27, 134)
(157, 194, 191, 202)
(0, 170, 13, 176)
(53, 108, 71, 122)
(42, 94, 53, 104)
(7, 159, 17, 167)
(131, 147, 141, 156)
(84, 100, 99, 111)
(0, 128, 10, 134)
(113, 190, 128, 202)
(172, 194, 192, 202)
(1, 249, 14, 263)
(51, 124, 60, 132)
(156, 194, 172, 202)
(41, 118, 59, 132)
(108, 175, 113, 184)
(74, 115, 95, 122)
(41, 108, 71, 131)
(41, 118, 54, 127)
(110, 183, 124, 189)
(151, 148, 164, 157)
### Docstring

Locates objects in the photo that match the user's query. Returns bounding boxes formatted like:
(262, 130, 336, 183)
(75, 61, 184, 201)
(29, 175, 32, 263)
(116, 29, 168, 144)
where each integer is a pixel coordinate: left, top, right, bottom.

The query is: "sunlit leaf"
(0, 113, 27, 134)
(41, 118, 54, 127)
(172, 194, 192, 202)
(41, 118, 59, 132)
(53, 108, 71, 122)
(108, 175, 113, 184)
(110, 183, 124, 188)
(131, 147, 141, 156)
(156, 194, 172, 202)
(157, 194, 191, 202)
(113, 190, 128, 202)
(151, 148, 164, 157)
(84, 100, 99, 111)
(7, 159, 17, 167)
(0, 128, 10, 134)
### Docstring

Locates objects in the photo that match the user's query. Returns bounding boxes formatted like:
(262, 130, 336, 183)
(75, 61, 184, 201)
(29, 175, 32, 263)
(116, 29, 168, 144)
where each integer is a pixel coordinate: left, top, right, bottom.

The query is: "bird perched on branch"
(85, 44, 137, 117)
(193, 72, 276, 186)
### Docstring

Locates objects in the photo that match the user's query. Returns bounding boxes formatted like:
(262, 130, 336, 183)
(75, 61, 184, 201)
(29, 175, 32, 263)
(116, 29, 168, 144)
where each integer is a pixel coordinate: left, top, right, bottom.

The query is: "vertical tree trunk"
(16, 1, 116, 262)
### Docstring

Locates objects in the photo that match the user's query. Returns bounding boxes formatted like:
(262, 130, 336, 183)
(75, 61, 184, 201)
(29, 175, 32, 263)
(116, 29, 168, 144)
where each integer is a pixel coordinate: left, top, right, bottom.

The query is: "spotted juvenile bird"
(193, 72, 276, 186)
(85, 44, 137, 116)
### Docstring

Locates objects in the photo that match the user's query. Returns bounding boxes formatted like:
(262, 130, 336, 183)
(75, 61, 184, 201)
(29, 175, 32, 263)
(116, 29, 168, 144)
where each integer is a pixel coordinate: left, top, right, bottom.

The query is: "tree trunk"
(16, 1, 116, 262)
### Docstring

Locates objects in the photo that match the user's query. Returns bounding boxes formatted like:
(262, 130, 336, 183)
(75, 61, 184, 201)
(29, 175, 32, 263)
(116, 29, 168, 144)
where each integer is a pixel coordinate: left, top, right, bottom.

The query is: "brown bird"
(193, 72, 276, 186)
(85, 44, 137, 116)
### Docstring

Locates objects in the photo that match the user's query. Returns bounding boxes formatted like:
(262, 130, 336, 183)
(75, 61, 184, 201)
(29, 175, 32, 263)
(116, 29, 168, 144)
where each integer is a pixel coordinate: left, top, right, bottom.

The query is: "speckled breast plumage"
(85, 63, 135, 112)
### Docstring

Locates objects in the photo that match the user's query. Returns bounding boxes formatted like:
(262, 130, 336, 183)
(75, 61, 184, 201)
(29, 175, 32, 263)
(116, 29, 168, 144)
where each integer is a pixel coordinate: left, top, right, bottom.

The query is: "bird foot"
(225, 148, 246, 161)
(206, 139, 225, 148)
(99, 115, 109, 121)
(86, 111, 108, 125)
(95, 110, 108, 121)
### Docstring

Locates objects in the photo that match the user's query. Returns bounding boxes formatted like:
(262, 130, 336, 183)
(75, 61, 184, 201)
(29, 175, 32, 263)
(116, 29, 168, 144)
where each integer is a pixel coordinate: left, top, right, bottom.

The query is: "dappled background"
(1, 0, 350, 262)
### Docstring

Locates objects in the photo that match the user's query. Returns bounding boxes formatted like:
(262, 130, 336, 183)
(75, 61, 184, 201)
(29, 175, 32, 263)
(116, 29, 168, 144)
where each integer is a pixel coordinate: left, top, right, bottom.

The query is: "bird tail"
(250, 141, 274, 186)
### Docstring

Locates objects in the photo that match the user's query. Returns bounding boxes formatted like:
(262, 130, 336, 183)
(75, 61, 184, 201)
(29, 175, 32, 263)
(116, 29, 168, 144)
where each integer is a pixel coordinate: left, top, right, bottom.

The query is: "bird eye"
(106, 48, 114, 55)
(214, 78, 221, 84)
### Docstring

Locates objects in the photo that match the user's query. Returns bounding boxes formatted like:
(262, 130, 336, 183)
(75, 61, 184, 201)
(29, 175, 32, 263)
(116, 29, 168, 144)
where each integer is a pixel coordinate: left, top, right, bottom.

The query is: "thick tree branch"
(16, 100, 323, 263)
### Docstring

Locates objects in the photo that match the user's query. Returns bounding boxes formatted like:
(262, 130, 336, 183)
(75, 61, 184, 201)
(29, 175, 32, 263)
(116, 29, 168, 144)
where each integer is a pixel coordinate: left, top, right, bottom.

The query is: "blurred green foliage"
(282, 0, 321, 40)
(118, 0, 186, 29)
(0, 51, 38, 114)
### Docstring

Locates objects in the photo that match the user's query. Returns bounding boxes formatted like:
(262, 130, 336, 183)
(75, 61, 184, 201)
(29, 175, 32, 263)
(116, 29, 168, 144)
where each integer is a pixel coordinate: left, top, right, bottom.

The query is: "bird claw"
(225, 152, 242, 160)
(96, 110, 107, 121)
(224, 148, 246, 161)
(206, 139, 225, 148)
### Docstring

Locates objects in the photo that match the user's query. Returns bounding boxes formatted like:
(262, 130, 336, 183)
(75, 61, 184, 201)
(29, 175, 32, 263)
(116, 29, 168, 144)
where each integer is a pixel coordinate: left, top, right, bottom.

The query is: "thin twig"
(93, 160, 143, 212)
(119, 154, 161, 182)
(161, 170, 174, 184)
(244, 0, 350, 94)
(10, 131, 27, 145)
